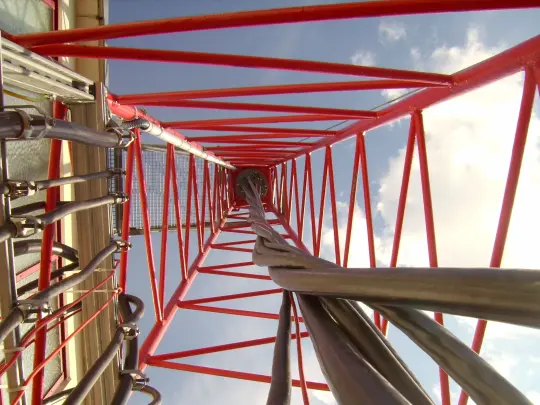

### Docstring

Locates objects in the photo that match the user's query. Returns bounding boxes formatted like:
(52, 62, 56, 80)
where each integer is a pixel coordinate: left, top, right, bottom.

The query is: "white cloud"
(527, 391, 540, 404)
(350, 50, 376, 66)
(381, 88, 410, 100)
(379, 21, 407, 43)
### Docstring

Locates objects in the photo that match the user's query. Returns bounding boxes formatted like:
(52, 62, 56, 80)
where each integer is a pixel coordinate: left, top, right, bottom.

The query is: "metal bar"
(118, 79, 446, 104)
(205, 163, 215, 235)
(169, 146, 188, 280)
(201, 161, 209, 248)
(18, 1, 538, 46)
(413, 110, 450, 405)
(290, 292, 310, 405)
(138, 212, 232, 371)
(294, 35, 540, 160)
(197, 268, 271, 281)
(184, 155, 193, 267)
(158, 145, 173, 318)
(457, 66, 537, 405)
(162, 115, 351, 127)
(315, 151, 329, 257)
(113, 97, 376, 118)
(146, 359, 328, 391)
(298, 155, 308, 243)
(199, 261, 254, 271)
(177, 125, 337, 135)
(35, 45, 451, 85)
(326, 146, 341, 265)
(119, 142, 134, 291)
(181, 304, 303, 322)
(381, 118, 415, 336)
(343, 134, 361, 268)
(134, 130, 163, 322)
(32, 101, 66, 405)
(190, 155, 203, 252)
(210, 245, 252, 253)
(358, 134, 381, 329)
(149, 332, 310, 361)
(179, 288, 282, 306)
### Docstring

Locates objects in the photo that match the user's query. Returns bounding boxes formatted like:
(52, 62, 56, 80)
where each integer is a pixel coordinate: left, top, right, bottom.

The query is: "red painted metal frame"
(16, 4, 540, 404)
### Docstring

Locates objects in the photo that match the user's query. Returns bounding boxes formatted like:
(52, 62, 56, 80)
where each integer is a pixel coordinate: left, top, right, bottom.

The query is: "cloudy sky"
(107, 1, 540, 404)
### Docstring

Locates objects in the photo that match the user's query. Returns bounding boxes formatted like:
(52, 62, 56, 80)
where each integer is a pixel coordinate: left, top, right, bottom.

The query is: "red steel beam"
(169, 148, 188, 280)
(150, 332, 309, 361)
(172, 125, 337, 135)
(296, 34, 540, 161)
(134, 131, 163, 322)
(34, 44, 451, 85)
(191, 134, 323, 141)
(139, 212, 232, 371)
(181, 303, 303, 322)
(158, 145, 173, 318)
(17, 0, 537, 46)
(117, 79, 446, 104)
(146, 359, 328, 391)
(163, 115, 350, 127)
(32, 101, 66, 405)
(414, 110, 450, 405)
(119, 142, 135, 291)
(179, 288, 282, 306)
(457, 67, 537, 405)
(115, 97, 376, 118)
(197, 268, 272, 281)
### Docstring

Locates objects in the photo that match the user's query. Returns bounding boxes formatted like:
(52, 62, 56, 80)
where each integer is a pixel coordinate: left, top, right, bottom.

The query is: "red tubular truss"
(13, 2, 540, 404)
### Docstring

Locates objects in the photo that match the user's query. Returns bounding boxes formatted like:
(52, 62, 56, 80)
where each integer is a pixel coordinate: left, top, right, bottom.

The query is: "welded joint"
(114, 239, 132, 253)
(2, 180, 37, 198)
(16, 299, 51, 322)
(119, 369, 149, 390)
(109, 167, 127, 176)
(119, 322, 140, 340)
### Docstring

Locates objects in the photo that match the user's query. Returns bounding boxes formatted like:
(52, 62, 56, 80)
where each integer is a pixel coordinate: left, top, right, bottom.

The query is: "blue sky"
(107, 1, 540, 404)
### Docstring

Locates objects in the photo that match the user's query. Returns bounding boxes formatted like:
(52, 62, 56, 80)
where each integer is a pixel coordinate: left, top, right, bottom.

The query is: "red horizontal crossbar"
(33, 44, 451, 85)
(211, 239, 257, 246)
(190, 134, 324, 141)
(181, 303, 304, 322)
(122, 98, 377, 118)
(199, 261, 254, 271)
(202, 140, 312, 147)
(17, 0, 536, 46)
(163, 114, 350, 127)
(198, 268, 272, 280)
(174, 125, 337, 135)
(206, 146, 302, 152)
(116, 79, 445, 103)
(180, 288, 282, 305)
(147, 359, 329, 391)
(149, 332, 309, 361)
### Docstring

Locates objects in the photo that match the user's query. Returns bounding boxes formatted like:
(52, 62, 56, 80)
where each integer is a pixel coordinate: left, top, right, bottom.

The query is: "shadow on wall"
(0, 0, 51, 34)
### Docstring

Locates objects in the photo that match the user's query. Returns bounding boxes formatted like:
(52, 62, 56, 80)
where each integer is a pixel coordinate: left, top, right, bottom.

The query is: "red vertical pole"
(185, 155, 193, 268)
(413, 110, 450, 405)
(205, 163, 215, 234)
(158, 145, 173, 317)
(382, 118, 415, 336)
(119, 142, 135, 291)
(358, 134, 380, 328)
(305, 155, 317, 254)
(169, 150, 187, 281)
(287, 160, 296, 225)
(190, 156, 203, 252)
(298, 156, 308, 243)
(326, 146, 341, 266)
(292, 160, 300, 232)
(134, 130, 163, 322)
(343, 134, 361, 268)
(458, 67, 537, 405)
(201, 161, 209, 244)
(32, 101, 66, 405)
(290, 292, 310, 405)
(315, 151, 329, 257)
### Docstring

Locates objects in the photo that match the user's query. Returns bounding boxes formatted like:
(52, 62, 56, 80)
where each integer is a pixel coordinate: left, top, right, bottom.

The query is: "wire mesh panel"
(109, 146, 214, 234)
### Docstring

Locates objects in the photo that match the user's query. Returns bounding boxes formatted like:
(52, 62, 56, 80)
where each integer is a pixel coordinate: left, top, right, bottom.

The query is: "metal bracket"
(114, 239, 132, 253)
(3, 180, 37, 198)
(110, 192, 129, 204)
(10, 214, 44, 237)
(106, 122, 135, 148)
(119, 322, 139, 340)
(2, 105, 53, 140)
(16, 299, 51, 322)
(119, 369, 149, 390)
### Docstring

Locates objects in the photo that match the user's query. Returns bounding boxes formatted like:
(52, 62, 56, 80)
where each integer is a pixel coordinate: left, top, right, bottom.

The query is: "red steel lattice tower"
(3, 1, 540, 404)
